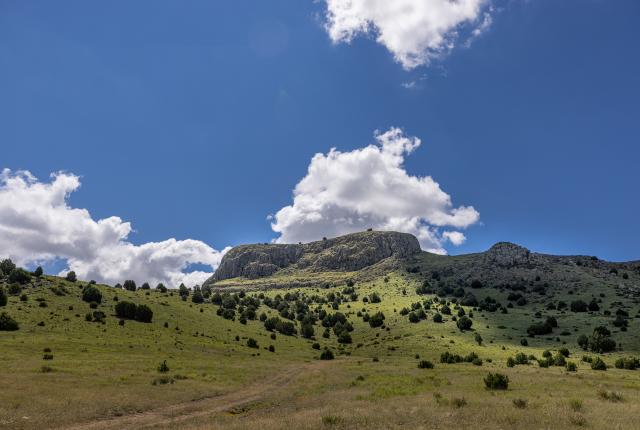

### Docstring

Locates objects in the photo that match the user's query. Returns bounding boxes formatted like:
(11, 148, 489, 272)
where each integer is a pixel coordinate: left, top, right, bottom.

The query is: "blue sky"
(1, 0, 639, 285)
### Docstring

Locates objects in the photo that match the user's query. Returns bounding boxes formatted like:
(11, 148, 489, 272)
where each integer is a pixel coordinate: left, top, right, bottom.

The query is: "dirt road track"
(62, 360, 327, 430)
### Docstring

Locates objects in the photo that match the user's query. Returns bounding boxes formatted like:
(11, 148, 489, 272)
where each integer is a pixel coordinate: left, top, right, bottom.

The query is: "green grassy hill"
(1, 236, 640, 429)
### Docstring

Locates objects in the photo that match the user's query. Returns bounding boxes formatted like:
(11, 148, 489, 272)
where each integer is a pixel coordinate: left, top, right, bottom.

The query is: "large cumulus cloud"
(0, 169, 228, 287)
(270, 128, 479, 254)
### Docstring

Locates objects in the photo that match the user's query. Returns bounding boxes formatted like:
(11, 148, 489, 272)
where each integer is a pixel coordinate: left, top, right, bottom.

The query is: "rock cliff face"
(206, 231, 421, 284)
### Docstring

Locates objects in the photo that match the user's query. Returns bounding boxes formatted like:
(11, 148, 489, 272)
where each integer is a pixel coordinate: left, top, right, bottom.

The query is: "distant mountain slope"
(205, 231, 640, 297)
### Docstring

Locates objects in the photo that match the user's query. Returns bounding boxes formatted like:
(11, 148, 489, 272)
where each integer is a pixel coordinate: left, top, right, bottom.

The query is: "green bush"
(433, 313, 443, 323)
(191, 290, 204, 304)
(337, 331, 352, 344)
(158, 360, 169, 373)
(0, 259, 16, 275)
(115, 301, 137, 319)
(591, 357, 607, 371)
(301, 323, 315, 339)
(527, 321, 553, 336)
(484, 373, 509, 390)
(33, 266, 43, 277)
(456, 316, 473, 331)
(368, 292, 381, 303)
(368, 311, 385, 328)
(514, 352, 529, 365)
(553, 353, 566, 366)
(247, 338, 258, 348)
(135, 304, 153, 323)
(123, 280, 137, 291)
(614, 357, 639, 370)
(566, 361, 577, 372)
(8, 268, 31, 285)
(474, 333, 483, 345)
(570, 300, 588, 312)
(82, 285, 102, 304)
(417, 360, 434, 369)
(0, 312, 19, 331)
(320, 348, 335, 360)
(65, 271, 77, 282)
(0, 287, 7, 307)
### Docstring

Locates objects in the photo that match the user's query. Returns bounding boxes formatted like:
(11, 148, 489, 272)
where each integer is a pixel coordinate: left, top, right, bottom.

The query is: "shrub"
(0, 287, 7, 307)
(553, 353, 566, 366)
(570, 300, 588, 312)
(135, 304, 153, 323)
(514, 352, 529, 365)
(8, 268, 31, 285)
(614, 357, 639, 370)
(368, 311, 385, 328)
(65, 271, 77, 282)
(337, 331, 352, 344)
(156, 283, 167, 293)
(82, 285, 102, 304)
(527, 321, 553, 336)
(0, 312, 19, 331)
(470, 279, 483, 289)
(247, 338, 259, 348)
(433, 313, 443, 323)
(158, 360, 169, 373)
(123, 280, 137, 291)
(506, 357, 515, 368)
(0, 259, 16, 275)
(512, 398, 528, 409)
(566, 361, 577, 372)
(42, 353, 54, 360)
(577, 334, 589, 349)
(320, 348, 335, 360)
(115, 301, 137, 319)
(369, 292, 381, 303)
(301, 323, 315, 339)
(591, 357, 607, 371)
(312, 342, 320, 350)
(451, 397, 467, 408)
(587, 326, 617, 353)
(417, 360, 434, 369)
(520, 338, 528, 346)
(484, 373, 509, 390)
(33, 266, 43, 277)
(474, 333, 483, 346)
(568, 399, 583, 412)
(598, 389, 623, 402)
(456, 316, 473, 331)
(191, 289, 204, 304)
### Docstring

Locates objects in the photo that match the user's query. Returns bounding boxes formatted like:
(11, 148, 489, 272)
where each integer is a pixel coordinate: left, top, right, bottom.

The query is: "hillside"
(1, 234, 640, 429)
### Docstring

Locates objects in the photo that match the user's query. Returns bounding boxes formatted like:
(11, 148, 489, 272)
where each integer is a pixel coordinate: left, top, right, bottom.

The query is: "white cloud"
(270, 128, 479, 254)
(443, 230, 466, 246)
(323, 0, 491, 69)
(0, 169, 228, 287)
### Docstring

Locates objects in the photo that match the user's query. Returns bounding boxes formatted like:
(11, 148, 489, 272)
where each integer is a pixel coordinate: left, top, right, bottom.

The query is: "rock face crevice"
(206, 231, 421, 284)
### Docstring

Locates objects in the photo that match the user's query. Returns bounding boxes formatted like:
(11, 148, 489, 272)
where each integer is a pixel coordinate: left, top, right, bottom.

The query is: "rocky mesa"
(205, 230, 421, 285)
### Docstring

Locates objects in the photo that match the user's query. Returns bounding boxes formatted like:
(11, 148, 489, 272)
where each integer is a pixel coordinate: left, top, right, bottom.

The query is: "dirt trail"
(62, 360, 327, 430)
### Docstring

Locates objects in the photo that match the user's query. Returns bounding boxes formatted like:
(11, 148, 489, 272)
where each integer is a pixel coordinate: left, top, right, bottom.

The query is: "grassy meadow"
(1, 265, 640, 429)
